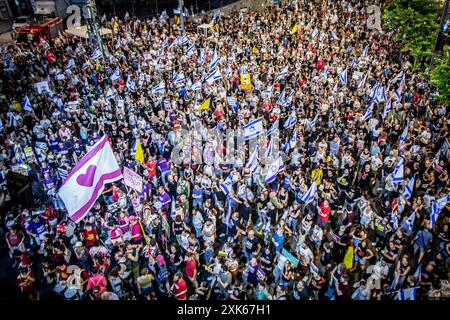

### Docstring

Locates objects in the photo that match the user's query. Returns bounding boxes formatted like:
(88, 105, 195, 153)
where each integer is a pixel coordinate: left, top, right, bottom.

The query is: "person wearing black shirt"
(243, 230, 261, 261)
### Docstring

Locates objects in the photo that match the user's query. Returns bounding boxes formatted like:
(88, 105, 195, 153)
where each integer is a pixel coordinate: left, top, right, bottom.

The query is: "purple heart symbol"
(76, 165, 97, 187)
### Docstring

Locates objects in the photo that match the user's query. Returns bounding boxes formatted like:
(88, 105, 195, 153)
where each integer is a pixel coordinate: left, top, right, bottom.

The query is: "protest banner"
(123, 166, 143, 193)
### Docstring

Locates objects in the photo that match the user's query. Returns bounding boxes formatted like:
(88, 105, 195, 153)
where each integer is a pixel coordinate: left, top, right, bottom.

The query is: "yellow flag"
(12, 101, 21, 112)
(113, 21, 119, 30)
(343, 246, 354, 269)
(175, 15, 180, 25)
(198, 97, 211, 111)
(215, 23, 219, 32)
(135, 139, 145, 164)
(291, 23, 298, 34)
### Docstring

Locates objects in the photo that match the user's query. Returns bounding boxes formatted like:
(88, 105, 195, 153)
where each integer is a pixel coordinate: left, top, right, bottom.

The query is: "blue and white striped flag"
(220, 174, 235, 195)
(243, 118, 264, 140)
(225, 200, 232, 226)
(284, 90, 295, 107)
(392, 158, 404, 189)
(226, 64, 233, 78)
(65, 58, 76, 71)
(151, 81, 166, 94)
(178, 34, 189, 46)
(126, 77, 136, 92)
(276, 65, 288, 80)
(430, 194, 450, 227)
(246, 145, 259, 173)
(363, 44, 369, 57)
(323, 66, 329, 79)
(403, 174, 415, 200)
(8, 112, 18, 127)
(110, 67, 121, 81)
(284, 111, 297, 129)
(302, 177, 318, 204)
(391, 211, 399, 231)
(382, 99, 392, 122)
(106, 87, 115, 100)
(357, 71, 369, 90)
(375, 85, 388, 103)
(205, 68, 222, 84)
(174, 71, 186, 84)
(351, 57, 357, 68)
(192, 81, 202, 91)
(91, 48, 103, 60)
(400, 123, 409, 142)
(396, 287, 417, 300)
(395, 74, 405, 102)
(265, 154, 285, 183)
(333, 82, 338, 92)
(311, 27, 319, 38)
(319, 33, 326, 42)
(391, 71, 404, 84)
(285, 130, 298, 152)
(405, 209, 417, 234)
(84, 77, 90, 92)
(209, 48, 220, 69)
(198, 50, 205, 65)
(277, 89, 286, 105)
(22, 95, 33, 112)
(186, 43, 196, 57)
(266, 120, 279, 137)
(361, 102, 374, 122)
(307, 114, 319, 131)
(339, 68, 348, 85)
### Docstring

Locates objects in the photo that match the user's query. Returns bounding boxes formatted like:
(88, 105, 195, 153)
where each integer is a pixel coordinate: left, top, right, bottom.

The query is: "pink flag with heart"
(58, 136, 123, 223)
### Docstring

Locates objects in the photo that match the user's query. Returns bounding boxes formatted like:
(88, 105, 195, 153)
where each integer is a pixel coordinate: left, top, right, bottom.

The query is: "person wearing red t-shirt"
(145, 156, 157, 186)
(87, 271, 107, 299)
(83, 223, 98, 248)
(185, 254, 198, 289)
(16, 267, 38, 300)
(318, 200, 331, 227)
(171, 272, 187, 300)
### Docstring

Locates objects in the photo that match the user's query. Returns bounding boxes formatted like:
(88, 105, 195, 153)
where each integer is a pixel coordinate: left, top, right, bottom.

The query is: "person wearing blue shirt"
(272, 227, 285, 253)
(192, 184, 204, 210)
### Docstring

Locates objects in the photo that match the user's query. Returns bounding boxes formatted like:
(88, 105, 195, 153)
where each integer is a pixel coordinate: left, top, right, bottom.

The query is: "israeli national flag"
(84, 77, 90, 92)
(205, 68, 222, 84)
(22, 95, 33, 112)
(110, 67, 121, 81)
(330, 31, 339, 41)
(152, 81, 166, 94)
(351, 57, 357, 68)
(284, 176, 294, 190)
(65, 58, 76, 71)
(178, 34, 189, 46)
(361, 102, 374, 122)
(333, 82, 338, 92)
(375, 85, 388, 103)
(246, 145, 259, 173)
(263, 85, 273, 97)
(357, 71, 369, 90)
(319, 33, 326, 42)
(311, 27, 319, 38)
(382, 99, 392, 122)
(8, 112, 18, 127)
(302, 178, 318, 204)
(192, 81, 202, 91)
(395, 287, 417, 300)
(370, 82, 379, 101)
(220, 174, 235, 195)
(284, 91, 295, 107)
(363, 45, 369, 57)
(413, 264, 422, 282)
(307, 114, 319, 131)
(91, 48, 103, 60)
(339, 68, 348, 85)
(266, 120, 279, 137)
(210, 48, 220, 69)
(174, 71, 186, 84)
(186, 43, 196, 57)
(126, 77, 137, 92)
(400, 123, 409, 142)
(276, 65, 289, 80)
(391, 211, 399, 231)
(285, 130, 298, 152)
(405, 209, 417, 234)
(277, 89, 286, 105)
(395, 74, 405, 102)
(265, 139, 273, 158)
(284, 111, 297, 129)
(106, 87, 115, 100)
(391, 71, 404, 84)
(430, 194, 450, 227)
(131, 139, 138, 156)
(403, 174, 415, 199)
(265, 154, 285, 183)
(225, 200, 232, 226)
(198, 50, 205, 65)
(244, 118, 264, 140)
(392, 158, 404, 189)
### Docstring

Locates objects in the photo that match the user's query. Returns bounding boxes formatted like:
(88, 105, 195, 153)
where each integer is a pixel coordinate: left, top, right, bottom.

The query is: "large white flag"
(59, 136, 123, 223)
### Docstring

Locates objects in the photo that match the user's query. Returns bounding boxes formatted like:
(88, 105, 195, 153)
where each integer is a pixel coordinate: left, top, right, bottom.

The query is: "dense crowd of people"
(0, 0, 450, 300)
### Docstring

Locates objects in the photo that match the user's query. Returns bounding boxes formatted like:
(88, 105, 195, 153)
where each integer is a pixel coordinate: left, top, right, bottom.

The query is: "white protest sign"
(35, 80, 51, 94)
(123, 166, 143, 193)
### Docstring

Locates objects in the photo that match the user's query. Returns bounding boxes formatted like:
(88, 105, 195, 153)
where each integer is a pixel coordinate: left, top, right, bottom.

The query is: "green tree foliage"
(431, 46, 450, 104)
